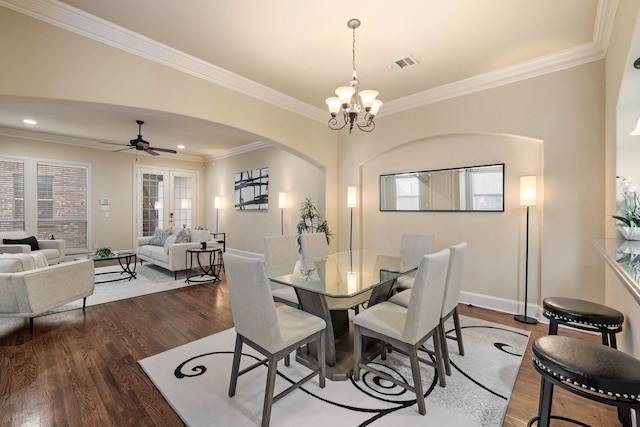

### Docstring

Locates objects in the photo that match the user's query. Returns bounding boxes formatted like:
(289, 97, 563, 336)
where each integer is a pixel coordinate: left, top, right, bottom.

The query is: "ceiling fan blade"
(148, 146, 177, 154)
(112, 146, 135, 153)
(145, 149, 160, 156)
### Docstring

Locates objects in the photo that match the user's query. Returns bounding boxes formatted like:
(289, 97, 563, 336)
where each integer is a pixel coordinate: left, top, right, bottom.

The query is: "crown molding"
(0, 125, 205, 163)
(1, 0, 616, 122)
(205, 141, 271, 162)
(381, 42, 605, 116)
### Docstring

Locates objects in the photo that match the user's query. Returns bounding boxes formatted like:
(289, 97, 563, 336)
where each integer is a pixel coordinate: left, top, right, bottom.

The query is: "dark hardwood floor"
(0, 272, 618, 426)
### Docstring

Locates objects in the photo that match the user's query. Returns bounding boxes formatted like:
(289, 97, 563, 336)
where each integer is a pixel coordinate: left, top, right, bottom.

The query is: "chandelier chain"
(352, 25, 357, 79)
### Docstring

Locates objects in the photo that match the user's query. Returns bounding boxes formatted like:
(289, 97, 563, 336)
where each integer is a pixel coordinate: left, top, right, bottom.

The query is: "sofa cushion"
(0, 253, 39, 272)
(148, 227, 172, 246)
(3, 236, 40, 251)
(137, 244, 169, 263)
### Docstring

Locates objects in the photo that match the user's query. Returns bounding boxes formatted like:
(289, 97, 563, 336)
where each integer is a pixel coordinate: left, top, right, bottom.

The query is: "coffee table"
(75, 251, 137, 284)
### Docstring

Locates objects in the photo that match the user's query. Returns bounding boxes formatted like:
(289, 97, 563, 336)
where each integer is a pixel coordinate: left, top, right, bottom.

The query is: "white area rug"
(139, 315, 529, 427)
(51, 263, 203, 313)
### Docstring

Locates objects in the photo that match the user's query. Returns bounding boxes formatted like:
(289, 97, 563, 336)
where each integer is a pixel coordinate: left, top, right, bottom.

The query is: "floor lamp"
(347, 187, 357, 251)
(514, 176, 538, 324)
(278, 192, 286, 235)
(214, 196, 221, 233)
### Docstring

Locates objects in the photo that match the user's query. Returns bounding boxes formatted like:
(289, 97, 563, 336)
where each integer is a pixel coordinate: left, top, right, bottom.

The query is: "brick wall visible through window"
(0, 158, 89, 251)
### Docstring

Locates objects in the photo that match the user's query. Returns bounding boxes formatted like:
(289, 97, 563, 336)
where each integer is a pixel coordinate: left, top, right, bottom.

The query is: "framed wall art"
(235, 167, 269, 210)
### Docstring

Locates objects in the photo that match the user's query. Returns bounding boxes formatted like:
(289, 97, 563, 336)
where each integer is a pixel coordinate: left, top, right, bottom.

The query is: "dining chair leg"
(409, 345, 426, 415)
(318, 330, 326, 388)
(433, 328, 446, 387)
(452, 308, 465, 356)
(229, 334, 243, 397)
(261, 354, 278, 427)
(353, 326, 362, 381)
(439, 320, 452, 376)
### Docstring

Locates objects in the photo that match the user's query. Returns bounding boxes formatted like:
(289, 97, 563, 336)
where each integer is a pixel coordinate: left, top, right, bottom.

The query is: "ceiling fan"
(114, 120, 177, 156)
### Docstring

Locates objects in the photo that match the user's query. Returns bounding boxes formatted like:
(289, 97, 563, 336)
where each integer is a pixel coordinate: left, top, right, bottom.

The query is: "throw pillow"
(174, 228, 191, 243)
(2, 236, 40, 251)
(148, 227, 172, 246)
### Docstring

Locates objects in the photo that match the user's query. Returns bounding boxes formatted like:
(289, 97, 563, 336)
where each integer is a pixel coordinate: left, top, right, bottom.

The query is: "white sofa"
(135, 227, 218, 279)
(0, 231, 65, 264)
(0, 253, 95, 332)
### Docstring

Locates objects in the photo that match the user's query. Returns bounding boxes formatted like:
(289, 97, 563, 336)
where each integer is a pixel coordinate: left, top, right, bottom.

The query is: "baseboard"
(460, 290, 544, 323)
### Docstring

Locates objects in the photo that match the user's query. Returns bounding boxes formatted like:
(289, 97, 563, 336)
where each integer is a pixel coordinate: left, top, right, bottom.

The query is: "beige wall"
(338, 62, 606, 316)
(0, 137, 204, 252)
(205, 146, 326, 255)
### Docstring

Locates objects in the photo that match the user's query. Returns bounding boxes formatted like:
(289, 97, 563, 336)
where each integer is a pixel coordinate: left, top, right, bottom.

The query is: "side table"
(185, 248, 222, 283)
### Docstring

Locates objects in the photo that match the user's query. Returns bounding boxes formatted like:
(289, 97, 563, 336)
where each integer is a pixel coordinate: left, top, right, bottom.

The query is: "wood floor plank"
(0, 274, 621, 426)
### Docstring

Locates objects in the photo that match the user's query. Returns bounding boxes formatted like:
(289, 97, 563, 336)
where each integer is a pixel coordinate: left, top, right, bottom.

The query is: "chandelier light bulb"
(335, 86, 356, 107)
(358, 90, 378, 110)
(369, 99, 383, 116)
(326, 97, 341, 116)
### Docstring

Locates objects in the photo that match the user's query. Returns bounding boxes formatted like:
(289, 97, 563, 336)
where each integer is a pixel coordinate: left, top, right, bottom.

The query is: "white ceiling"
(0, 0, 613, 159)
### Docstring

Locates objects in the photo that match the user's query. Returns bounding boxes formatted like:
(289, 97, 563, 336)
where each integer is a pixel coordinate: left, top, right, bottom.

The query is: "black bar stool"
(529, 335, 640, 427)
(542, 297, 623, 348)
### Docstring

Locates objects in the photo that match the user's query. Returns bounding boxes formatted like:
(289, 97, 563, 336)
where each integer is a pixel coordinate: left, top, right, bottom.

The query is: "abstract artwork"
(234, 167, 268, 210)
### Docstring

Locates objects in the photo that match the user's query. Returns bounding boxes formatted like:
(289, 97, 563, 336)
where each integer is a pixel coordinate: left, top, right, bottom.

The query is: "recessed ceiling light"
(23, 119, 37, 125)
(177, 145, 185, 149)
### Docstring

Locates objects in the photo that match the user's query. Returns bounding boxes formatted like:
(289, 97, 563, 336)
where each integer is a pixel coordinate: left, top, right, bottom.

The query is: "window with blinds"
(0, 159, 25, 232)
(37, 163, 88, 250)
(0, 158, 89, 250)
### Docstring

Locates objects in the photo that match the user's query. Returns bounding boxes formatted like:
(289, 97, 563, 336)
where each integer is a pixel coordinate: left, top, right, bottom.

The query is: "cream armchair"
(0, 231, 65, 264)
(0, 256, 94, 332)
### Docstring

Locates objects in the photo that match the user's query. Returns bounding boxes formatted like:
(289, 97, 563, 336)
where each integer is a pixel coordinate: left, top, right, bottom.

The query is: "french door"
(134, 166, 198, 237)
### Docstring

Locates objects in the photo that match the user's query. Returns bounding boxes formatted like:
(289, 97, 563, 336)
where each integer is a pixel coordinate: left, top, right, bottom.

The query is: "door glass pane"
(143, 173, 164, 235)
(173, 175, 193, 229)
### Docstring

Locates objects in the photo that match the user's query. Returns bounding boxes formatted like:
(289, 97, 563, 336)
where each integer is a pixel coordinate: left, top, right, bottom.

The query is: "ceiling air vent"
(389, 55, 419, 71)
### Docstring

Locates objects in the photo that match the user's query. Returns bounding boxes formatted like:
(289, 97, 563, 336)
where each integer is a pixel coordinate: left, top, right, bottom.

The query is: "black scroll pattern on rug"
(170, 323, 527, 427)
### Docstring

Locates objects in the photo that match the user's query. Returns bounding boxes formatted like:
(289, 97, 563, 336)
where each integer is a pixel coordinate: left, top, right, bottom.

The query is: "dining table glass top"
(268, 249, 414, 298)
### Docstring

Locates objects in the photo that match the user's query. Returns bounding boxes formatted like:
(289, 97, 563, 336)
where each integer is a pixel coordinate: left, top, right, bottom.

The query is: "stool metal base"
(514, 314, 538, 324)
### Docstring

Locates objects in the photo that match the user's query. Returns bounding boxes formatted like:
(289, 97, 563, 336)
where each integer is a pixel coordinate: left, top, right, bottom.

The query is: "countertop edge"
(592, 238, 640, 305)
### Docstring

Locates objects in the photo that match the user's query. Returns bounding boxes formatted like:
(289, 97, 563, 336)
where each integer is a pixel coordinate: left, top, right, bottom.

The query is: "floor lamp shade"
(347, 187, 357, 208)
(214, 196, 221, 209)
(520, 176, 537, 206)
(278, 192, 286, 209)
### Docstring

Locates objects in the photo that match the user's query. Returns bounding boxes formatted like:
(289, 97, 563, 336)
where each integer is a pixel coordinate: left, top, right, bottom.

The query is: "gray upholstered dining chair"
(299, 232, 329, 259)
(263, 235, 300, 308)
(224, 253, 326, 427)
(389, 242, 467, 376)
(396, 233, 435, 291)
(353, 248, 451, 416)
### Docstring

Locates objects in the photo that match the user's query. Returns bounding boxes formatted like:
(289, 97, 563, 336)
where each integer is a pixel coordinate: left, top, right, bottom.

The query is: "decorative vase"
(620, 226, 640, 241)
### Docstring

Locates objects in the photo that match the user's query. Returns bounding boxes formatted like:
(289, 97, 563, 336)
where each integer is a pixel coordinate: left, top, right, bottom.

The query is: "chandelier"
(326, 19, 382, 133)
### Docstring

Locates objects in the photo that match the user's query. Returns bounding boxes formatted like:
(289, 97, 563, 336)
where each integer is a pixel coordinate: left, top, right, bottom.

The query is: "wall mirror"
(380, 163, 504, 212)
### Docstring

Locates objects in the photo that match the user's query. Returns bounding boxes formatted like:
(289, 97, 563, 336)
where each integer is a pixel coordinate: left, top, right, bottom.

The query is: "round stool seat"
(531, 335, 640, 427)
(543, 297, 624, 328)
(533, 335, 640, 399)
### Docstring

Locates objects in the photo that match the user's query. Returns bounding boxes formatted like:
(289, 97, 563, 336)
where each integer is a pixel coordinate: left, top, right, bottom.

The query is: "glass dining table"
(268, 249, 416, 381)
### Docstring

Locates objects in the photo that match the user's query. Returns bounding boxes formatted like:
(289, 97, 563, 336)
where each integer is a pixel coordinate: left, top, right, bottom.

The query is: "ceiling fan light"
(369, 99, 383, 116)
(335, 86, 355, 107)
(326, 97, 341, 116)
(359, 90, 379, 110)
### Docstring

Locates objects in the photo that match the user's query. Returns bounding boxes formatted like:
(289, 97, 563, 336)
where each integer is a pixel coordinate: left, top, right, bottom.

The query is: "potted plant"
(296, 198, 333, 250)
(613, 176, 640, 240)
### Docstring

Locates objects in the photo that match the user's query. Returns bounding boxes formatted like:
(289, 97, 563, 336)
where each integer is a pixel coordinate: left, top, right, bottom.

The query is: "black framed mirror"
(379, 163, 504, 212)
